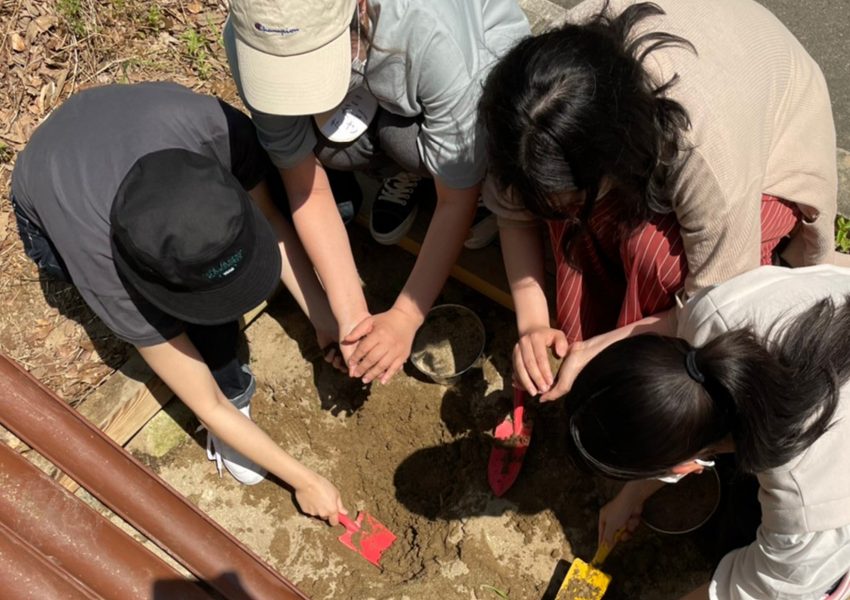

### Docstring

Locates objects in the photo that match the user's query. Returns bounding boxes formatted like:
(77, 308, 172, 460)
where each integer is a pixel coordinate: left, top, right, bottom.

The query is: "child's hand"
(344, 307, 420, 384)
(335, 312, 370, 373)
(538, 338, 591, 402)
(598, 480, 664, 546)
(295, 474, 348, 526)
(317, 329, 347, 373)
(512, 326, 568, 396)
(598, 488, 643, 547)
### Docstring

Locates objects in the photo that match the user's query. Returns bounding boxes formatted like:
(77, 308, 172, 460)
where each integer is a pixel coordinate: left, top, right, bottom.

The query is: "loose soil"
(411, 306, 485, 379)
(560, 575, 604, 600)
(131, 231, 713, 600)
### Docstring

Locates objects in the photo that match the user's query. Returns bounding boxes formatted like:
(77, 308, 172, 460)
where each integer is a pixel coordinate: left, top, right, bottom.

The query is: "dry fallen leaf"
(0, 211, 10, 245)
(187, 1, 203, 14)
(11, 32, 27, 53)
(26, 15, 59, 44)
(25, 19, 41, 44)
(34, 15, 59, 33)
(53, 68, 69, 98)
(38, 80, 57, 113)
(78, 334, 95, 353)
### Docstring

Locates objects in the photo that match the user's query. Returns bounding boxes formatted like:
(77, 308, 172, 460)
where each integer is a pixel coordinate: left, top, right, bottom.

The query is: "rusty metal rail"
(0, 519, 102, 600)
(0, 352, 309, 600)
(0, 440, 214, 599)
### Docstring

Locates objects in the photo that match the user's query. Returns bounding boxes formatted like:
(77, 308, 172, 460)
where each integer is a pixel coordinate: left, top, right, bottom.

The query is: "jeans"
(12, 196, 72, 283)
(11, 195, 254, 403)
(184, 321, 253, 404)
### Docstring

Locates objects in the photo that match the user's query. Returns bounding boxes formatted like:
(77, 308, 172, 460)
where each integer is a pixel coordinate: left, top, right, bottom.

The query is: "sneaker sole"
(463, 217, 499, 250)
(463, 233, 499, 250)
(225, 467, 266, 486)
(370, 205, 419, 245)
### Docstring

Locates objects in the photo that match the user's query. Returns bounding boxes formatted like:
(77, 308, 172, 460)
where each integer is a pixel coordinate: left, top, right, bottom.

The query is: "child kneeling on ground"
(568, 265, 850, 599)
(11, 82, 347, 525)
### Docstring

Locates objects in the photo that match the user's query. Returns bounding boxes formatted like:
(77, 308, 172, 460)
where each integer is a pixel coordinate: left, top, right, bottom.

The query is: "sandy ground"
(127, 229, 713, 600)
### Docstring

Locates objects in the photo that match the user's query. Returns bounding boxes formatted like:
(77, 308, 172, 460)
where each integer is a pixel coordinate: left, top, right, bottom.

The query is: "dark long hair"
(567, 295, 850, 477)
(479, 2, 694, 261)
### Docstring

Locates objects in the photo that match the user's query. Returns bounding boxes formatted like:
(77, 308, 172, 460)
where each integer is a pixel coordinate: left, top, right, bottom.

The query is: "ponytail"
(568, 294, 850, 477)
(695, 329, 795, 473)
(568, 335, 723, 479)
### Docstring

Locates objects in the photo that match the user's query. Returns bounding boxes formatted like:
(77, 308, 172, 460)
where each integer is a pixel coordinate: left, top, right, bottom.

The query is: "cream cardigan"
(487, 0, 837, 295)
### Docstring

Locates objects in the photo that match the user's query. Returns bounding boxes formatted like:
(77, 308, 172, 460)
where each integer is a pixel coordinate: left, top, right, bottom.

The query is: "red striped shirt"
(548, 194, 800, 342)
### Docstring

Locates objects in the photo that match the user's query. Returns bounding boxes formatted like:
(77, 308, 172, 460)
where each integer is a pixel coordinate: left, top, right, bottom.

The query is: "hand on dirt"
(540, 338, 602, 402)
(344, 308, 419, 384)
(323, 345, 348, 373)
(512, 326, 568, 397)
(317, 329, 346, 373)
(295, 474, 348, 527)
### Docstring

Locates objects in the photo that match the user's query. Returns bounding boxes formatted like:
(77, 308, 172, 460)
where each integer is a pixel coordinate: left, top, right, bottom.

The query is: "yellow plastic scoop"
(555, 533, 619, 600)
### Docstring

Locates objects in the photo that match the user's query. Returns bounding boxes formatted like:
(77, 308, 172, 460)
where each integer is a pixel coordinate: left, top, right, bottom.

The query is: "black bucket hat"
(110, 148, 281, 325)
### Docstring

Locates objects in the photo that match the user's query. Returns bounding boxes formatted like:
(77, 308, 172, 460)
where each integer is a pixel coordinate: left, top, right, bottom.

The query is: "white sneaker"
(205, 405, 267, 486)
(464, 211, 499, 250)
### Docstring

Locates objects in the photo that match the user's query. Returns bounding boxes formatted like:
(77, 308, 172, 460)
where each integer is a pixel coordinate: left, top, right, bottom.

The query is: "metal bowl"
(642, 468, 722, 535)
(410, 304, 486, 385)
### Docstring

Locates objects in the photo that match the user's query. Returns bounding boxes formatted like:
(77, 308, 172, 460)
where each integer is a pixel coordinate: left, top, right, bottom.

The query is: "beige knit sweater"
(488, 0, 837, 295)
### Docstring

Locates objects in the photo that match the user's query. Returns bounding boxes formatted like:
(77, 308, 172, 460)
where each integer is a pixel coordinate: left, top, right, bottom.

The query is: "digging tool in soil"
(552, 530, 623, 600)
(337, 512, 397, 568)
(488, 388, 534, 496)
(553, 555, 610, 600)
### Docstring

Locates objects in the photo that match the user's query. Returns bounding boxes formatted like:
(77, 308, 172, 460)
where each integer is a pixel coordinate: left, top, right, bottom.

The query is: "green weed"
(145, 5, 164, 30)
(836, 215, 850, 254)
(481, 584, 511, 599)
(181, 28, 211, 79)
(57, 0, 87, 38)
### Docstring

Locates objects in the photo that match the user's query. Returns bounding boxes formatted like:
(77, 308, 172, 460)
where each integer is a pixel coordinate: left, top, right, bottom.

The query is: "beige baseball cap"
(228, 0, 357, 116)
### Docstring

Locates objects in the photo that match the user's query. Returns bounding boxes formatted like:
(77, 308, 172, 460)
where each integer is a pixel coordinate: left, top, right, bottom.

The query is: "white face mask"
(655, 459, 716, 484)
(313, 5, 376, 143)
(349, 8, 367, 91)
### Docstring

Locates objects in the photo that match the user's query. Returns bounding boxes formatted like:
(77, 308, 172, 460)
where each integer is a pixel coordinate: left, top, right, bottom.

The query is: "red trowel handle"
(336, 511, 397, 568)
(512, 387, 526, 436)
(339, 514, 357, 532)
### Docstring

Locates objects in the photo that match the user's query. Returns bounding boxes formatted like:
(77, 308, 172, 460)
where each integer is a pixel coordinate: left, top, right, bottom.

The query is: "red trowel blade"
(338, 512, 397, 568)
(488, 389, 534, 497)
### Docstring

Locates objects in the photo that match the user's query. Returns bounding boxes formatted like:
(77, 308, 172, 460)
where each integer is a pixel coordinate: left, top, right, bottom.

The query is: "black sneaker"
(325, 169, 363, 225)
(369, 172, 429, 245)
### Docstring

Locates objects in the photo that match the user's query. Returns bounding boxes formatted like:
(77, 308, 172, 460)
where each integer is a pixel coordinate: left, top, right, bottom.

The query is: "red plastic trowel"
(338, 512, 397, 568)
(488, 388, 534, 496)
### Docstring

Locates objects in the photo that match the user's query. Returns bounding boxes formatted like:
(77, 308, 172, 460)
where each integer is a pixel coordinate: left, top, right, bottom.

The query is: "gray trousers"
(313, 108, 430, 179)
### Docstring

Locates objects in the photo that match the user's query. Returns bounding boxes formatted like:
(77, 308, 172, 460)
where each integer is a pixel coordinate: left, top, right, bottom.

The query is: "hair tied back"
(685, 349, 705, 383)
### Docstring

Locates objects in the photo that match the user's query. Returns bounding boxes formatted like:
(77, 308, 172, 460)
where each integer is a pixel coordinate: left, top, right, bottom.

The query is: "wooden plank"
(56, 300, 268, 492)
(75, 354, 170, 442)
(395, 231, 514, 311)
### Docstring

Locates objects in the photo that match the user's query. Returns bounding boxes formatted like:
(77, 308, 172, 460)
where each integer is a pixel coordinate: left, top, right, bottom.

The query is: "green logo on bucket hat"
(205, 249, 245, 281)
